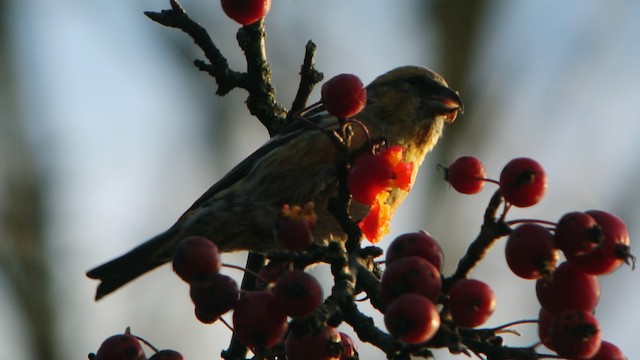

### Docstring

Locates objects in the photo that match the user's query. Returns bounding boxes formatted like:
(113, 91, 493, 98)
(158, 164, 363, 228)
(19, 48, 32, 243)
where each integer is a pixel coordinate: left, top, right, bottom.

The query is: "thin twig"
(144, 0, 247, 95)
(287, 41, 324, 125)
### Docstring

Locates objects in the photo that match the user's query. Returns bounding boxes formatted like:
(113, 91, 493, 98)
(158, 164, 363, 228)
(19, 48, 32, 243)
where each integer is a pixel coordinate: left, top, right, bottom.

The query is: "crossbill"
(87, 66, 463, 299)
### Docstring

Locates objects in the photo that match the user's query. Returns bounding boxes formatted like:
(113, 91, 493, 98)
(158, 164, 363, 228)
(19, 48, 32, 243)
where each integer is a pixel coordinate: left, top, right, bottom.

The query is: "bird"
(87, 65, 463, 300)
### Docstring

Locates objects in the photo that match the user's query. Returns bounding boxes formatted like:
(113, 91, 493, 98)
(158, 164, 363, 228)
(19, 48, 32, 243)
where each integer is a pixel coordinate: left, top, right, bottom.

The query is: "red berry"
(499, 157, 547, 207)
(220, 0, 271, 25)
(172, 236, 221, 283)
(566, 210, 634, 275)
(321, 73, 367, 118)
(272, 270, 324, 317)
(589, 340, 627, 360)
(285, 326, 342, 360)
(445, 156, 486, 194)
(274, 203, 316, 250)
(549, 310, 601, 359)
(448, 278, 496, 328)
(232, 290, 288, 350)
(384, 294, 440, 344)
(194, 307, 221, 325)
(348, 145, 414, 206)
(94, 333, 146, 360)
(380, 256, 441, 307)
(505, 223, 558, 279)
(347, 152, 395, 205)
(553, 211, 603, 257)
(537, 308, 556, 350)
(338, 332, 358, 360)
(148, 350, 184, 360)
(256, 261, 289, 289)
(536, 262, 600, 315)
(385, 231, 444, 272)
(189, 273, 239, 323)
(357, 199, 389, 244)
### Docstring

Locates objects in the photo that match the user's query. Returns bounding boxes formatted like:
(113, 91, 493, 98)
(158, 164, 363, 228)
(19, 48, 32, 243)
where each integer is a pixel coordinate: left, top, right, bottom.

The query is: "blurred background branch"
(0, 0, 55, 359)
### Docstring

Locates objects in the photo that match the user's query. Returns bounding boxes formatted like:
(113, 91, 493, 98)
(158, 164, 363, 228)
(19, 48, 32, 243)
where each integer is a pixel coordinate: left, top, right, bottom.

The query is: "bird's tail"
(86, 228, 178, 300)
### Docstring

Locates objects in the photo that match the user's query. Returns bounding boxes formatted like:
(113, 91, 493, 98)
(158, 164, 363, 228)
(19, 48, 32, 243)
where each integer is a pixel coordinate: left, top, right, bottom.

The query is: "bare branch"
(444, 190, 511, 291)
(236, 21, 288, 135)
(144, 0, 247, 95)
(287, 41, 324, 123)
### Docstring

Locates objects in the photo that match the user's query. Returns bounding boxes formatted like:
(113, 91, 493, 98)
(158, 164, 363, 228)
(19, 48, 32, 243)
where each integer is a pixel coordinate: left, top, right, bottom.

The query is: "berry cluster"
(91, 143, 632, 359)
(89, 328, 183, 360)
(172, 236, 239, 323)
(442, 155, 634, 359)
(443, 156, 548, 207)
(176, 236, 356, 359)
(382, 231, 496, 344)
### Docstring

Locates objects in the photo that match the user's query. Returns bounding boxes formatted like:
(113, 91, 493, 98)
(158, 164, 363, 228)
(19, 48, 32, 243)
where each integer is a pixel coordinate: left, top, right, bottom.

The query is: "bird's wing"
(179, 110, 339, 217)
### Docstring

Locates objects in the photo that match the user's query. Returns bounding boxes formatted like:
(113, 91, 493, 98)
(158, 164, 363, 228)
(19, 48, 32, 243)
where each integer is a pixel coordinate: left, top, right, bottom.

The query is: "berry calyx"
(384, 294, 440, 344)
(444, 156, 486, 194)
(274, 203, 316, 250)
(321, 73, 367, 118)
(499, 157, 547, 207)
(221, 0, 271, 26)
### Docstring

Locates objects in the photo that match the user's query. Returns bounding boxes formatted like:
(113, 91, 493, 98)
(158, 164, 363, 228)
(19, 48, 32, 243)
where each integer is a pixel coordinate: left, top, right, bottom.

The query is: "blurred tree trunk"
(413, 1, 494, 267)
(0, 1, 57, 359)
(428, 0, 491, 153)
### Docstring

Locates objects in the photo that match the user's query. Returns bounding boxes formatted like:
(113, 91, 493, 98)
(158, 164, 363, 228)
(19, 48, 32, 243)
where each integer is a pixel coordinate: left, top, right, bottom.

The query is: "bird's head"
(358, 65, 463, 164)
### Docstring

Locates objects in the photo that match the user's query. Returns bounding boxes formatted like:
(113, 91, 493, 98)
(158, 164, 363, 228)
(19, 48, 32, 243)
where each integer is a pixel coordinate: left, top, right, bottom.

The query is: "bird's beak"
(431, 89, 464, 123)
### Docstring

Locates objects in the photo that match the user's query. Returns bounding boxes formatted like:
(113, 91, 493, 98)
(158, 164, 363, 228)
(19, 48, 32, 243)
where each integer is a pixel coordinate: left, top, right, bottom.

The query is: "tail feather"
(87, 229, 177, 300)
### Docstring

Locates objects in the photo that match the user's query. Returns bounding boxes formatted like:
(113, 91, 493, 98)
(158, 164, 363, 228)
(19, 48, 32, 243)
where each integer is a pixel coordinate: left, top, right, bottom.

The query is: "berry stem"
(219, 317, 234, 332)
(133, 334, 159, 353)
(489, 319, 539, 332)
(480, 177, 500, 186)
(221, 262, 269, 285)
(506, 219, 557, 228)
(221, 253, 265, 360)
